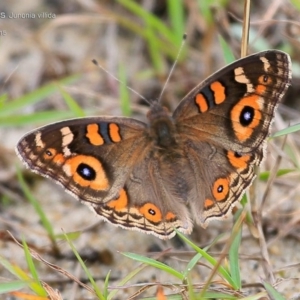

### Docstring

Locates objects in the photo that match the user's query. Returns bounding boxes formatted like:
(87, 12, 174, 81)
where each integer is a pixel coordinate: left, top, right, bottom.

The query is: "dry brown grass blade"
(7, 231, 96, 296)
(252, 215, 275, 283)
(251, 135, 289, 283)
(241, 0, 250, 57)
(42, 282, 63, 300)
(199, 210, 246, 297)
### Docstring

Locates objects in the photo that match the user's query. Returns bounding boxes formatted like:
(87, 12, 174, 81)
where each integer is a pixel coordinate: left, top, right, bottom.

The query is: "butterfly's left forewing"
(16, 117, 148, 204)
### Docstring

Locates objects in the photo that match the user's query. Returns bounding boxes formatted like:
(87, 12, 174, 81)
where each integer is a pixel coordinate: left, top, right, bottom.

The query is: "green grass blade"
(219, 35, 236, 64)
(117, 0, 177, 45)
(197, 0, 229, 25)
(64, 232, 105, 300)
(0, 281, 28, 294)
(16, 168, 56, 245)
(103, 270, 111, 299)
(118, 63, 131, 116)
(23, 251, 47, 296)
(259, 169, 296, 181)
(0, 255, 44, 296)
(55, 231, 81, 241)
(183, 253, 203, 279)
(229, 215, 242, 289)
(58, 86, 85, 117)
(271, 123, 300, 138)
(240, 193, 248, 206)
(182, 233, 226, 279)
(12, 267, 45, 296)
(22, 239, 40, 287)
(114, 14, 178, 60)
(291, 0, 300, 10)
(0, 93, 7, 104)
(263, 281, 285, 300)
(122, 252, 184, 280)
(0, 110, 78, 126)
(107, 263, 147, 300)
(175, 231, 237, 288)
(197, 291, 237, 299)
(167, 0, 186, 45)
(187, 275, 197, 300)
(0, 75, 79, 117)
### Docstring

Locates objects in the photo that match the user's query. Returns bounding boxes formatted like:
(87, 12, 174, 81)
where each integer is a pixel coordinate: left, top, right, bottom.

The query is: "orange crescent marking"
(204, 199, 214, 209)
(139, 203, 162, 223)
(107, 189, 128, 211)
(109, 123, 121, 142)
(210, 81, 226, 104)
(256, 84, 266, 95)
(213, 178, 229, 201)
(165, 211, 176, 221)
(53, 153, 65, 165)
(230, 95, 262, 141)
(86, 124, 104, 146)
(195, 93, 208, 113)
(227, 151, 251, 170)
(65, 155, 109, 190)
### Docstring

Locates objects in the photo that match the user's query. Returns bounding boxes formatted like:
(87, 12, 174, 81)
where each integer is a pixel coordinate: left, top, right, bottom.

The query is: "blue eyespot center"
(77, 163, 96, 180)
(240, 106, 254, 126)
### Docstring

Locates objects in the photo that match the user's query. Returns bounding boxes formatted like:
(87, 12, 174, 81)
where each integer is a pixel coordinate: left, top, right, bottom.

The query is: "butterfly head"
(146, 102, 178, 149)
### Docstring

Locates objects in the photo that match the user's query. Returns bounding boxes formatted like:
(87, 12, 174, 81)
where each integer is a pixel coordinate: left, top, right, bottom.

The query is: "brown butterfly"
(16, 50, 291, 239)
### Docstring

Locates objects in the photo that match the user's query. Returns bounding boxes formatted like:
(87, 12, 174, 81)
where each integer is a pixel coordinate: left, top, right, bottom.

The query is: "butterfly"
(16, 50, 291, 239)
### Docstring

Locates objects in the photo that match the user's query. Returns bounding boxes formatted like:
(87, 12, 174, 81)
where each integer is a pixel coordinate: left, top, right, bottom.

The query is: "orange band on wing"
(53, 153, 65, 165)
(227, 151, 251, 170)
(165, 211, 176, 221)
(86, 124, 104, 146)
(195, 93, 208, 113)
(204, 199, 214, 209)
(210, 81, 226, 104)
(107, 189, 128, 211)
(256, 84, 266, 94)
(109, 123, 121, 142)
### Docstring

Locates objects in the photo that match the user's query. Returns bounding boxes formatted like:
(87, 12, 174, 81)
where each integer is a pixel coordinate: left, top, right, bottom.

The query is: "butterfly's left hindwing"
(93, 156, 193, 239)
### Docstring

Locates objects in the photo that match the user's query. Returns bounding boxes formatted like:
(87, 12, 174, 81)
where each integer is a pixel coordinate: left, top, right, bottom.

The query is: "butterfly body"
(16, 50, 291, 239)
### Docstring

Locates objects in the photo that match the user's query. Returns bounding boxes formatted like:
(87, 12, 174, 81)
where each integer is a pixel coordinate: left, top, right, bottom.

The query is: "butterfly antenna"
(92, 59, 151, 105)
(158, 33, 187, 103)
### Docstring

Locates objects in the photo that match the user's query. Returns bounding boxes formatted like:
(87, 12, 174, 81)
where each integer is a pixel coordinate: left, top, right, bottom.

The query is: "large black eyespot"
(240, 106, 254, 126)
(77, 163, 96, 181)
